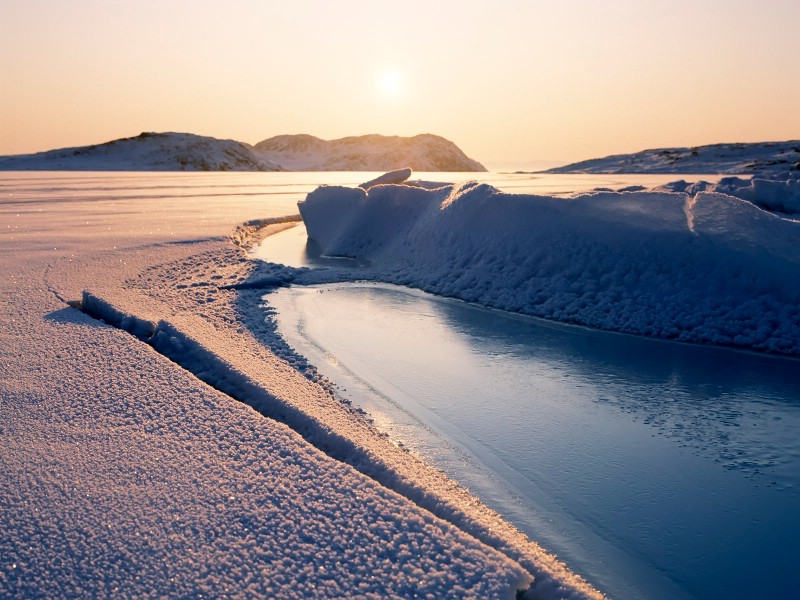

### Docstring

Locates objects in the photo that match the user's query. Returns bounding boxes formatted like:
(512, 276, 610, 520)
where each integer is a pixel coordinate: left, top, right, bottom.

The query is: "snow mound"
(299, 180, 800, 355)
(0, 132, 282, 171)
(547, 140, 800, 180)
(253, 133, 487, 172)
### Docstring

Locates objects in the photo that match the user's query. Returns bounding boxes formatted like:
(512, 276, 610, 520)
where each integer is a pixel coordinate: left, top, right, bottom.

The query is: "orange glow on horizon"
(1, 0, 799, 165)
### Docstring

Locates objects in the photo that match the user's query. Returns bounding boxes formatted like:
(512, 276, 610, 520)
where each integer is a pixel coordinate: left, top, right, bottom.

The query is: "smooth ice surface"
(268, 281, 800, 600)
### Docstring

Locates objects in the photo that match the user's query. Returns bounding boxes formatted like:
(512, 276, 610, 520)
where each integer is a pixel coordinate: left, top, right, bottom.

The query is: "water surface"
(267, 281, 800, 600)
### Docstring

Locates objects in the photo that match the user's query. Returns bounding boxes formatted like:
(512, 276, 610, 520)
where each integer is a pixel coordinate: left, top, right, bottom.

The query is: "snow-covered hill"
(546, 141, 800, 179)
(0, 132, 282, 171)
(253, 133, 487, 172)
(0, 132, 486, 172)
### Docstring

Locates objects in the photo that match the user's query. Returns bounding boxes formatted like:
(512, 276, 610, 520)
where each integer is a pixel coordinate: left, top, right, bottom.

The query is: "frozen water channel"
(261, 226, 800, 600)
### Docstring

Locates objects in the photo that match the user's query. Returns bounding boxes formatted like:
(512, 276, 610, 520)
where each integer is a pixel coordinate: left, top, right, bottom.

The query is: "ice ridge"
(76, 289, 599, 599)
(299, 180, 800, 355)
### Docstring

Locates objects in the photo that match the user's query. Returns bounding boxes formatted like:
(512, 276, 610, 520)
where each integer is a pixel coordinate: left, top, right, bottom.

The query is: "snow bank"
(299, 181, 800, 355)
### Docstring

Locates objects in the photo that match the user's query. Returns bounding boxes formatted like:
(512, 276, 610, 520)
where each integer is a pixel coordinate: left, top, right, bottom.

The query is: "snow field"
(2, 174, 605, 600)
(1, 308, 530, 599)
(299, 180, 800, 355)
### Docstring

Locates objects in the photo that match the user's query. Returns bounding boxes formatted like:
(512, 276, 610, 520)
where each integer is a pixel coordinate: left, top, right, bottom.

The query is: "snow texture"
(253, 133, 487, 172)
(655, 176, 800, 216)
(546, 140, 800, 180)
(299, 178, 800, 355)
(0, 132, 282, 172)
(0, 173, 602, 600)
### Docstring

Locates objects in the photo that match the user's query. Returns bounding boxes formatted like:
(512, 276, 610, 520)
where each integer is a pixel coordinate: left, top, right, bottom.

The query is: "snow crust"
(299, 179, 800, 355)
(656, 176, 800, 215)
(69, 291, 531, 599)
(0, 173, 602, 600)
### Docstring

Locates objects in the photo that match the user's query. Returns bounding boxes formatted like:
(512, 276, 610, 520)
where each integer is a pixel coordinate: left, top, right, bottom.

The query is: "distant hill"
(253, 133, 486, 172)
(0, 132, 281, 171)
(545, 141, 800, 179)
(0, 132, 486, 172)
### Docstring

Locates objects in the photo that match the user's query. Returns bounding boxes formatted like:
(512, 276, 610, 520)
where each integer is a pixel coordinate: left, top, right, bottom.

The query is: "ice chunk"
(359, 167, 413, 189)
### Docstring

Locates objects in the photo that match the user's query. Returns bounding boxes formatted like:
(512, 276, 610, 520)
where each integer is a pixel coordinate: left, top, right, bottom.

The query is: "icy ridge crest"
(299, 180, 800, 355)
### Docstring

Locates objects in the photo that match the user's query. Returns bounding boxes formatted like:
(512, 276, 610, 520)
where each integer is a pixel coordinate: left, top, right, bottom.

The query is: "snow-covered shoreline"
(0, 173, 603, 599)
(264, 278, 800, 600)
(544, 140, 800, 180)
(7, 167, 799, 599)
(8, 165, 799, 598)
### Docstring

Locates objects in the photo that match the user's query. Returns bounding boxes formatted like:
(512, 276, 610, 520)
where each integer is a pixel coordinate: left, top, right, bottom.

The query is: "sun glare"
(377, 70, 403, 98)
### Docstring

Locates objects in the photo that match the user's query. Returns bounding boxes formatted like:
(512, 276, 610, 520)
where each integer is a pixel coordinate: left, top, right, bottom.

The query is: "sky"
(1, 0, 799, 167)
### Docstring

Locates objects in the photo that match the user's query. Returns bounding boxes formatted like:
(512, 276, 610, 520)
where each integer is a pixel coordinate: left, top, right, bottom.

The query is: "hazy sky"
(2, 0, 799, 166)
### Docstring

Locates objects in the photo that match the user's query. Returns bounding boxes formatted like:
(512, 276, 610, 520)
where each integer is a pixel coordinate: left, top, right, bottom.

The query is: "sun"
(376, 70, 403, 98)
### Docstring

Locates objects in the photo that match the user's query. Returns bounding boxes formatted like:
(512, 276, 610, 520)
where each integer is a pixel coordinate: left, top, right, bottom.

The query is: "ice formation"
(300, 178, 800, 355)
(656, 176, 800, 215)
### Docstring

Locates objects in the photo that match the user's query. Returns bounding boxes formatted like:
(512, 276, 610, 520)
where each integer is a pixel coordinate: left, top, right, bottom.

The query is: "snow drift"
(299, 180, 800, 355)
